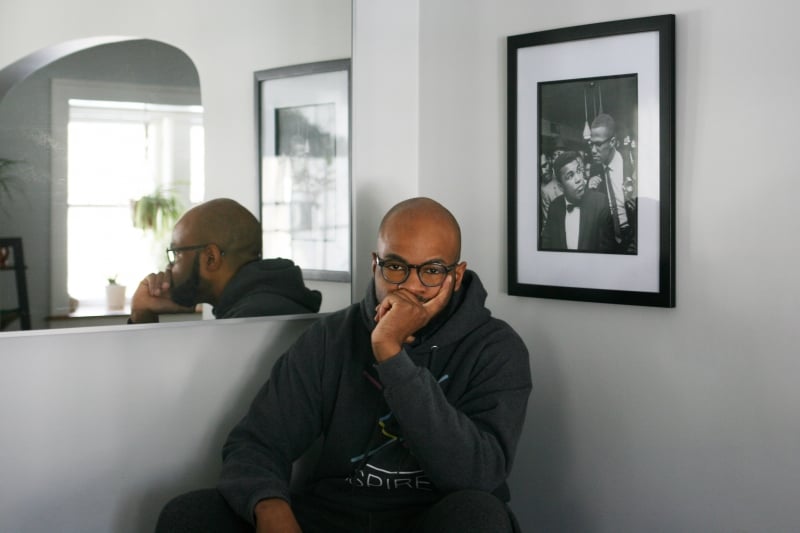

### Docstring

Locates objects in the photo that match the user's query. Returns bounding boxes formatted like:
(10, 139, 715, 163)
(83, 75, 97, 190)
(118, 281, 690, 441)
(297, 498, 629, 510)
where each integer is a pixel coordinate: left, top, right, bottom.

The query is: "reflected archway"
(0, 38, 202, 331)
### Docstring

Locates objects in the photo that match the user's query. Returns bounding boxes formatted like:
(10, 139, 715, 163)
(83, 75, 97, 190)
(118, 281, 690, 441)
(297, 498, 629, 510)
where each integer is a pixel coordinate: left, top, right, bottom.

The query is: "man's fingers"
(140, 271, 173, 296)
(423, 274, 454, 314)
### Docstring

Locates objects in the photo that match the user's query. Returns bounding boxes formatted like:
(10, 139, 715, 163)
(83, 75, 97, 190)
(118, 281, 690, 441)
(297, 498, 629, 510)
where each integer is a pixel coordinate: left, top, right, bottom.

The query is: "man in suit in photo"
(540, 151, 615, 253)
(586, 113, 637, 253)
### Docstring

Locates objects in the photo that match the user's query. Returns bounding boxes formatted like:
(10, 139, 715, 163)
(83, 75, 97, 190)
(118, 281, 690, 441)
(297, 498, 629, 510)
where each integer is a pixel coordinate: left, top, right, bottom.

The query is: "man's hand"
(129, 271, 194, 323)
(588, 175, 602, 189)
(371, 274, 455, 362)
(254, 498, 302, 533)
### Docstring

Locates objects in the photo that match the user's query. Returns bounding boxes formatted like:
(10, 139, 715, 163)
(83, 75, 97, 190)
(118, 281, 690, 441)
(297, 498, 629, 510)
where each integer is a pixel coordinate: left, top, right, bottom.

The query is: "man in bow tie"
(540, 151, 614, 253)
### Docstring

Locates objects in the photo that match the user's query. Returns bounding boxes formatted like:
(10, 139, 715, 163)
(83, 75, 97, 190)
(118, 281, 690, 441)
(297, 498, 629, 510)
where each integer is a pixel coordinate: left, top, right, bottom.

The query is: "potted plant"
(131, 188, 181, 236)
(105, 275, 126, 310)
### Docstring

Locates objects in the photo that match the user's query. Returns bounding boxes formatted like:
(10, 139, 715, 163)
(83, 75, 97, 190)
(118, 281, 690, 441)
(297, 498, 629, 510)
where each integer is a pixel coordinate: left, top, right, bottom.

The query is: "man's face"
(558, 158, 586, 204)
(540, 158, 552, 183)
(590, 125, 615, 166)
(167, 218, 206, 306)
(372, 214, 466, 307)
(170, 253, 201, 307)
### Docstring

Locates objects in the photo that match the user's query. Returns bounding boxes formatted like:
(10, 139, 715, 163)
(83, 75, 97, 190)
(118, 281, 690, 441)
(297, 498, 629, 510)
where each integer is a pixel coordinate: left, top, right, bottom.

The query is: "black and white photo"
(508, 15, 675, 307)
(538, 75, 638, 255)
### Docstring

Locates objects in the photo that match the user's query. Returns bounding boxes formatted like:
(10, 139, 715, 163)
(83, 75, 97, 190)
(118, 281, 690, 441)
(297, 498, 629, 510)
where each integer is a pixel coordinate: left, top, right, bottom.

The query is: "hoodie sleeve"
(375, 321, 531, 495)
(217, 322, 326, 524)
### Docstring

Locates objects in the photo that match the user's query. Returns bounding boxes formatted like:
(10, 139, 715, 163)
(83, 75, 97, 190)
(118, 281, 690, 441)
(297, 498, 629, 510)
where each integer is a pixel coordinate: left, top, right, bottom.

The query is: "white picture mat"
(516, 30, 661, 292)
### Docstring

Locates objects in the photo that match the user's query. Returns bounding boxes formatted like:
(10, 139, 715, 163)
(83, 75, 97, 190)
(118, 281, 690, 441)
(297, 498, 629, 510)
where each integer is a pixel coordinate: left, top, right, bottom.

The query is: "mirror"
(0, 2, 352, 334)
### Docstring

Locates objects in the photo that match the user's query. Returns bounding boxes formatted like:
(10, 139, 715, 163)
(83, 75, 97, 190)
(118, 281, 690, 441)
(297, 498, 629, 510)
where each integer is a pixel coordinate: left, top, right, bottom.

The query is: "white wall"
(351, 0, 420, 299)
(0, 316, 319, 533)
(354, 0, 800, 531)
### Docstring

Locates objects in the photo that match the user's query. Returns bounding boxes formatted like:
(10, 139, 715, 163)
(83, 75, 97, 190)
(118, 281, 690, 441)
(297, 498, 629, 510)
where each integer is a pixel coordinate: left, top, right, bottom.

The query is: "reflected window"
(65, 99, 203, 303)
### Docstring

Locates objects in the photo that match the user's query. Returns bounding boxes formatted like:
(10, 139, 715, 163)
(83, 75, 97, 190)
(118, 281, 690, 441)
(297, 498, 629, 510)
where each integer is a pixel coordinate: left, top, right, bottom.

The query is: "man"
(586, 113, 637, 253)
(156, 197, 532, 532)
(129, 198, 321, 323)
(539, 152, 562, 227)
(541, 151, 615, 252)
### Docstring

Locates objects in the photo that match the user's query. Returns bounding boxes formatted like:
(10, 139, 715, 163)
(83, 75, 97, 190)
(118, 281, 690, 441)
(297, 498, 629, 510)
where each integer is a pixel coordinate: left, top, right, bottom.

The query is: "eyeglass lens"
(380, 260, 450, 287)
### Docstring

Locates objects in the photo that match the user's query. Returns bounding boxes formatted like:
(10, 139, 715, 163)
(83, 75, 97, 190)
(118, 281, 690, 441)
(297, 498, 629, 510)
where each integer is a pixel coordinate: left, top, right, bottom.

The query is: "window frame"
(50, 79, 202, 314)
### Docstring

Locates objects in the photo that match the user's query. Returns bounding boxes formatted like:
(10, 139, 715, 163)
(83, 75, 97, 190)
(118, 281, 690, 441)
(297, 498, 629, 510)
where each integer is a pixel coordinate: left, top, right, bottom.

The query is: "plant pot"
(105, 284, 126, 310)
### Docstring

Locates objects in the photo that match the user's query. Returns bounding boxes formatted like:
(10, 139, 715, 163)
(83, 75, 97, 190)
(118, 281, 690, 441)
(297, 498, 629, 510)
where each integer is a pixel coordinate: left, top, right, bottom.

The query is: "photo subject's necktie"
(605, 166, 621, 242)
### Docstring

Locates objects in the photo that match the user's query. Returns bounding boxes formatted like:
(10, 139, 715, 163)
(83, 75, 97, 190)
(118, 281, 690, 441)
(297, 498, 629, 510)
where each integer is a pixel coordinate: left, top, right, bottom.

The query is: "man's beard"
(170, 255, 201, 307)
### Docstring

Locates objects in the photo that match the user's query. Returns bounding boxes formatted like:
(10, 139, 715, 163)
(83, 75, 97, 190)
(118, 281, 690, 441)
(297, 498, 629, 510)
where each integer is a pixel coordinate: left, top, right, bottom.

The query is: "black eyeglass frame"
(166, 243, 221, 265)
(587, 136, 615, 148)
(374, 254, 458, 288)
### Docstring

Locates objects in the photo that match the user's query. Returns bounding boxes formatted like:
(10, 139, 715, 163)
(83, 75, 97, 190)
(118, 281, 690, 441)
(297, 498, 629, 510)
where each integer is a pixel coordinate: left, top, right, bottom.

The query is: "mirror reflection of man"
(128, 198, 321, 323)
(587, 113, 637, 253)
(541, 151, 614, 252)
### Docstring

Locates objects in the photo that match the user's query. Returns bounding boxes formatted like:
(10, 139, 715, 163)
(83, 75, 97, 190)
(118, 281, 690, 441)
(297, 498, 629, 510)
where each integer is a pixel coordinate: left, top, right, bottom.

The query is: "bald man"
(129, 198, 321, 323)
(587, 113, 637, 253)
(156, 197, 531, 533)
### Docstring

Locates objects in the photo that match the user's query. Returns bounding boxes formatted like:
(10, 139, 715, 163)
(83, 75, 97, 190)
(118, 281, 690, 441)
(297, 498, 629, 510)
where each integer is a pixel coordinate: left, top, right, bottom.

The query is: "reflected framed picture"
(507, 15, 675, 307)
(256, 59, 351, 281)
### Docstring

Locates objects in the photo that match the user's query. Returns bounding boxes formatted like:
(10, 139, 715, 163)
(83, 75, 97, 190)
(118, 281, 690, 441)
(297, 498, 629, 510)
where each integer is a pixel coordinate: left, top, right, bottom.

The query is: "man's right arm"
(128, 271, 193, 323)
(218, 322, 326, 525)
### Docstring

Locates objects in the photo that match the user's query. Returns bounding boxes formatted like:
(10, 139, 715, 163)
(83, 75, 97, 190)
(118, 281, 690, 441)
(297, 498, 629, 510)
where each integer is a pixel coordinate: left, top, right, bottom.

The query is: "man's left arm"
(375, 327, 531, 494)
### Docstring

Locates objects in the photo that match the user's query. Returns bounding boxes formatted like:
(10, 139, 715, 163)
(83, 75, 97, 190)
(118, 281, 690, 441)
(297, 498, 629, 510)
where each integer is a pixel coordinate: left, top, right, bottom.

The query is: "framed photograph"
(256, 59, 351, 282)
(507, 15, 675, 307)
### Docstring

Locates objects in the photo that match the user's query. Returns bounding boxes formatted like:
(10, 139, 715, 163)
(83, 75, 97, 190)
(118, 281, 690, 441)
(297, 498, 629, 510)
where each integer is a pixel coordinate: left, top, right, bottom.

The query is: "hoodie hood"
(213, 258, 322, 318)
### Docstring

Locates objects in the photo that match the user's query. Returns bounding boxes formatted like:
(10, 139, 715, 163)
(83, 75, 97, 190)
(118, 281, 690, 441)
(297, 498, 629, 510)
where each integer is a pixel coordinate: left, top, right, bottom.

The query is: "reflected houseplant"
(131, 188, 182, 271)
(131, 188, 182, 236)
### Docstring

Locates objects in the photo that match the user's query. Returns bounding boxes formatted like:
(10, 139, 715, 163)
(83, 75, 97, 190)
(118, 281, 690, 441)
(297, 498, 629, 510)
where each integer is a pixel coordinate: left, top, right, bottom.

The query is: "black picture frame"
(507, 15, 675, 307)
(255, 59, 351, 282)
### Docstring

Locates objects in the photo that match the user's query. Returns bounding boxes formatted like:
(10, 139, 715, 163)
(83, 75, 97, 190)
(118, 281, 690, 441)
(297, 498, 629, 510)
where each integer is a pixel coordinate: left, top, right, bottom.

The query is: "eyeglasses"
(588, 137, 612, 148)
(374, 254, 457, 287)
(166, 244, 211, 265)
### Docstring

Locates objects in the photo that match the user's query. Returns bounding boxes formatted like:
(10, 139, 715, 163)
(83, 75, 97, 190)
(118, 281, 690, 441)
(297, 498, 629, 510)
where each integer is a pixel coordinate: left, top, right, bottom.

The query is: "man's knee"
(154, 488, 251, 533)
(417, 489, 515, 533)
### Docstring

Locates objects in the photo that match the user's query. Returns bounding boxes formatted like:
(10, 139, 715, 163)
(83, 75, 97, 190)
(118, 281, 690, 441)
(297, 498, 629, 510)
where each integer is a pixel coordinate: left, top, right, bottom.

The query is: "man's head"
(553, 151, 586, 204)
(372, 197, 467, 306)
(167, 198, 262, 306)
(589, 113, 617, 166)
(540, 153, 553, 183)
